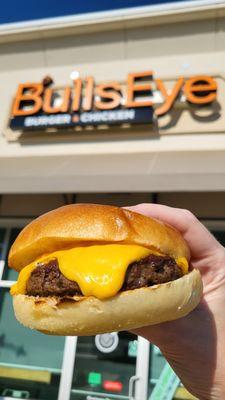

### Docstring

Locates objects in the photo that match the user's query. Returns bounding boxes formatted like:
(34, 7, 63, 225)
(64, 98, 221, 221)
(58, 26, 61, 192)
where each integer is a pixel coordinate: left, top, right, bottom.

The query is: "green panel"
(4, 265, 18, 281)
(128, 340, 137, 358)
(150, 346, 167, 381)
(88, 372, 102, 386)
(0, 290, 65, 370)
(149, 363, 180, 400)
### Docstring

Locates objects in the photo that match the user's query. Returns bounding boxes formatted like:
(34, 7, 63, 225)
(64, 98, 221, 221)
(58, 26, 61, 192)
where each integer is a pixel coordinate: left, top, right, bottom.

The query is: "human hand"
(126, 204, 225, 400)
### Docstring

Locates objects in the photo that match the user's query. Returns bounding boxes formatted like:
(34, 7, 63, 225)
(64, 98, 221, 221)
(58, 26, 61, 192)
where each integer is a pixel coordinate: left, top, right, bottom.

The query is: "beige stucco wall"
(0, 8, 225, 192)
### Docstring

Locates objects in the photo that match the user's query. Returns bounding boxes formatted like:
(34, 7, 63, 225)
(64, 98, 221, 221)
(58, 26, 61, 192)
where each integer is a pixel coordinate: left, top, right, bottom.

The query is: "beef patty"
(123, 254, 182, 290)
(26, 254, 183, 297)
(26, 260, 81, 297)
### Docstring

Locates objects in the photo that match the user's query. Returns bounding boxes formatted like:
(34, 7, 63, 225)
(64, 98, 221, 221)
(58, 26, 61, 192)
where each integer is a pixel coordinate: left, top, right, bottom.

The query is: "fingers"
(126, 204, 221, 260)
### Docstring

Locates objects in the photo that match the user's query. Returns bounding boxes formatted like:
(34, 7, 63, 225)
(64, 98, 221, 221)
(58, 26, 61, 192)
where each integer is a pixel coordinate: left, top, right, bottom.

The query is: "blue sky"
(0, 0, 189, 24)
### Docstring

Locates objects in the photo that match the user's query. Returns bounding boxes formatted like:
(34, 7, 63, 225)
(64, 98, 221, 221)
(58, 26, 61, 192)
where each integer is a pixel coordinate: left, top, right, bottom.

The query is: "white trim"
(0, 261, 5, 282)
(58, 336, 77, 400)
(71, 389, 129, 399)
(0, 0, 224, 37)
(0, 228, 11, 280)
(0, 280, 16, 287)
(135, 337, 150, 400)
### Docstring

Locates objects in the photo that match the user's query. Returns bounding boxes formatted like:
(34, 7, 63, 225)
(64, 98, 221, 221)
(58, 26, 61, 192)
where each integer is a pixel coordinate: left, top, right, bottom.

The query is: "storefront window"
(0, 226, 65, 400)
(0, 228, 6, 260)
(0, 288, 65, 399)
(149, 345, 166, 384)
(0, 228, 5, 243)
(211, 230, 225, 246)
(2, 228, 21, 281)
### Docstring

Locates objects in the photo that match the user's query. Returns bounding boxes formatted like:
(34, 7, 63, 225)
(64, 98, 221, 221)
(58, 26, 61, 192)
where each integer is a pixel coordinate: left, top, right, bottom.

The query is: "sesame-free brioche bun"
(9, 204, 203, 336)
(9, 203, 190, 271)
(13, 269, 202, 336)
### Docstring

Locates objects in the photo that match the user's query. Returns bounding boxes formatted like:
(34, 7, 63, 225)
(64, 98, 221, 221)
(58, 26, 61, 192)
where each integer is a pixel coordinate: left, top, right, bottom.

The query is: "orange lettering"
(43, 87, 71, 114)
(83, 76, 94, 111)
(12, 83, 43, 117)
(184, 76, 217, 104)
(72, 78, 82, 112)
(155, 78, 184, 116)
(95, 83, 121, 110)
(126, 71, 153, 108)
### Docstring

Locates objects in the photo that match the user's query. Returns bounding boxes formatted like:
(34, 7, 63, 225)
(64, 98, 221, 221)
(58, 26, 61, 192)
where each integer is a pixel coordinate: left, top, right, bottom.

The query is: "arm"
(127, 204, 225, 400)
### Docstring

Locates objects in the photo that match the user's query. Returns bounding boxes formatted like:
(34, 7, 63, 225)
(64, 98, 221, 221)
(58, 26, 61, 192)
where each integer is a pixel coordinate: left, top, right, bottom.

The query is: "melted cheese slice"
(11, 244, 188, 299)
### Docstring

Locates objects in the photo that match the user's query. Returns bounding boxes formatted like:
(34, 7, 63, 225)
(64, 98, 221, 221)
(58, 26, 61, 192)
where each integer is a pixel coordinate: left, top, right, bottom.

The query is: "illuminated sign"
(103, 380, 123, 392)
(9, 71, 217, 132)
(88, 372, 102, 387)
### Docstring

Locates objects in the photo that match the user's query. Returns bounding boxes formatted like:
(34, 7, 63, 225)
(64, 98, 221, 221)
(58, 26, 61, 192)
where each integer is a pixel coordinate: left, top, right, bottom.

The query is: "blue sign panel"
(0, 0, 192, 25)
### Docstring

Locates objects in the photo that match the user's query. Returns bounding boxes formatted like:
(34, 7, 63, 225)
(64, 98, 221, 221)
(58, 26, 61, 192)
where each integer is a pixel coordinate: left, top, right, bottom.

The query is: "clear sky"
(0, 0, 188, 24)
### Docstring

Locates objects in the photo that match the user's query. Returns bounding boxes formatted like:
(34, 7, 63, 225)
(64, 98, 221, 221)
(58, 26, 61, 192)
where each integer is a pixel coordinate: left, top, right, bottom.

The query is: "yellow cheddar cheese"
(175, 257, 189, 275)
(10, 263, 36, 295)
(10, 244, 188, 299)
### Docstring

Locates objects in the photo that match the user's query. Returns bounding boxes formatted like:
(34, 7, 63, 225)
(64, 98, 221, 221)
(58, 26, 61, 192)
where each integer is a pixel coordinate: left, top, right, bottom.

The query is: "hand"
(126, 204, 225, 400)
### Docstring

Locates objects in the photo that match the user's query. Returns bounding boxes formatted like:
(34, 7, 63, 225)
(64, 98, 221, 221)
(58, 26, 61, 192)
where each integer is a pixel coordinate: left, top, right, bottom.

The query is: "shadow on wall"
(158, 101, 221, 130)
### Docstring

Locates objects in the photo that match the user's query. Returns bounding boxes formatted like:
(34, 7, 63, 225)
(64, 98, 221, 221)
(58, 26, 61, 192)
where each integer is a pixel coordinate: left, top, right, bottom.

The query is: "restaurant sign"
(9, 71, 217, 132)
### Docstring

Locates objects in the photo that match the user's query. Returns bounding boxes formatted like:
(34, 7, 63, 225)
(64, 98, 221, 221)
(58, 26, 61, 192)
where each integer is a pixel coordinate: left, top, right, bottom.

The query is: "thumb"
(125, 203, 222, 262)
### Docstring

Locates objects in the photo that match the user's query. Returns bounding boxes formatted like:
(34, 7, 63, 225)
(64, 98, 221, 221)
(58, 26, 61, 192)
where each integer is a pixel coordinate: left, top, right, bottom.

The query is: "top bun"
(8, 204, 190, 271)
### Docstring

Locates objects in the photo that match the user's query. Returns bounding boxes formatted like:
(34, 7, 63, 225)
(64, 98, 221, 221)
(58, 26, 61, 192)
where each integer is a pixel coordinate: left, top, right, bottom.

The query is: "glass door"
(63, 333, 150, 400)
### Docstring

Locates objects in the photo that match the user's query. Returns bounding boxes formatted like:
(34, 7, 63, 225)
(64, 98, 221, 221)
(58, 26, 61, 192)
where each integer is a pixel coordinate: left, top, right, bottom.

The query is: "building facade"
(0, 1, 224, 399)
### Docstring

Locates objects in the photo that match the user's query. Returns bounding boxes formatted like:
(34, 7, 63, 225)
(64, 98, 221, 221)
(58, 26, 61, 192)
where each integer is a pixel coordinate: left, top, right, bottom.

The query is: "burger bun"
(13, 269, 202, 336)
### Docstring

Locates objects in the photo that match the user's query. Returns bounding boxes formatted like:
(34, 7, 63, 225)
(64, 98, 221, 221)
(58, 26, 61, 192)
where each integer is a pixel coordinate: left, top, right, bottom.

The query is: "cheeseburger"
(9, 204, 202, 336)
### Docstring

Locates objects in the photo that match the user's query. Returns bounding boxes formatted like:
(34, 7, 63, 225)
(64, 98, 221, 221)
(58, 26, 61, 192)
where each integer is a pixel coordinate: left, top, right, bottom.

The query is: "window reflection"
(3, 228, 21, 281)
(71, 332, 136, 399)
(0, 289, 65, 399)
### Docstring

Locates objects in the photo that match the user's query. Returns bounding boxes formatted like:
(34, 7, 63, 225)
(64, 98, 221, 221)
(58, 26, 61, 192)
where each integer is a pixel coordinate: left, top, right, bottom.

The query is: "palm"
(127, 204, 225, 400)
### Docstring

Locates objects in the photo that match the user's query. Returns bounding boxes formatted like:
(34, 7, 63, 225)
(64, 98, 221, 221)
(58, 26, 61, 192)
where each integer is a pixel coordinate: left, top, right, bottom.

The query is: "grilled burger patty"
(26, 260, 81, 297)
(26, 254, 183, 297)
(123, 254, 182, 290)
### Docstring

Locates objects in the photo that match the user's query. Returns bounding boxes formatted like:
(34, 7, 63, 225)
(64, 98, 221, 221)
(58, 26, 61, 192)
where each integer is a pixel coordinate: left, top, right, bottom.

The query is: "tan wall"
(1, 16, 225, 139)
(0, 12, 225, 193)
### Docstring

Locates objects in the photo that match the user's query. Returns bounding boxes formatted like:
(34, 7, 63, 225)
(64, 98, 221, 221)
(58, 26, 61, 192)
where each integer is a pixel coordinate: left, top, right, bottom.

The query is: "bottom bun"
(13, 269, 202, 336)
